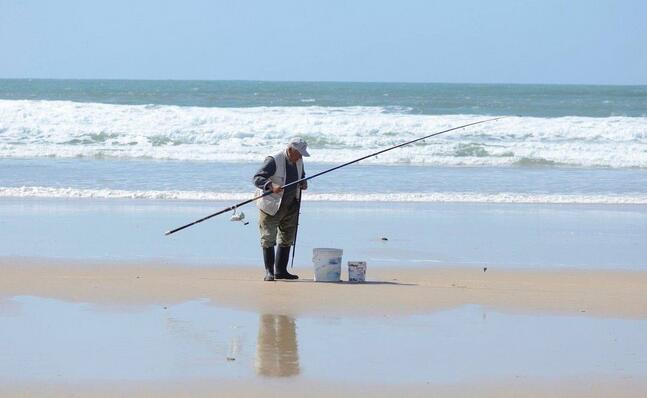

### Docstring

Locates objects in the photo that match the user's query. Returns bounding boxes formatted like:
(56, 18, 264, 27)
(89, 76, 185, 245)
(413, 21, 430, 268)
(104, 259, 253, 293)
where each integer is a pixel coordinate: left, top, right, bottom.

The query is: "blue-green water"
(1, 79, 647, 169)
(1, 79, 646, 117)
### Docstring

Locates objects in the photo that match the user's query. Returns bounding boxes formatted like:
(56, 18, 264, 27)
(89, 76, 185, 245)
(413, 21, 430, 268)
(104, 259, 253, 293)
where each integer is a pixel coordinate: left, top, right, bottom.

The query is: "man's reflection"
(255, 314, 300, 377)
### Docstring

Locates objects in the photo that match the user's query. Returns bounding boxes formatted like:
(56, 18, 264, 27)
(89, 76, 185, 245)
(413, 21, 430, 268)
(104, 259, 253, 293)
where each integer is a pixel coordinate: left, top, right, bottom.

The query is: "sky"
(0, 0, 646, 84)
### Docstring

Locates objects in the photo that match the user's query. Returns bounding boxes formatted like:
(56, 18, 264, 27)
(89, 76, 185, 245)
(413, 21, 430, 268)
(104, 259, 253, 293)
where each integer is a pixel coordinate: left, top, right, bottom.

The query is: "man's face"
(287, 147, 302, 162)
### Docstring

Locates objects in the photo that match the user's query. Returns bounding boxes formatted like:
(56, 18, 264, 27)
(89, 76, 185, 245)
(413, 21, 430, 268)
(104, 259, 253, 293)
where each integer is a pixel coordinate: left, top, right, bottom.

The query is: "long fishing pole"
(164, 116, 503, 236)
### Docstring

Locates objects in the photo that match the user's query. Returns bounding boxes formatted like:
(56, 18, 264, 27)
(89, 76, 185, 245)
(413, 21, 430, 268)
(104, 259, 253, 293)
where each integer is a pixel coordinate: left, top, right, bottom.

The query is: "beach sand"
(4, 379, 647, 398)
(2, 257, 646, 397)
(2, 258, 646, 318)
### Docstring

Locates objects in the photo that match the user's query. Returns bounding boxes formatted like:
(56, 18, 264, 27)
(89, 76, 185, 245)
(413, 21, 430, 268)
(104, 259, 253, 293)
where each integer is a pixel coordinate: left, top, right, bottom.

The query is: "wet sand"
(4, 379, 647, 398)
(4, 198, 647, 270)
(2, 257, 647, 397)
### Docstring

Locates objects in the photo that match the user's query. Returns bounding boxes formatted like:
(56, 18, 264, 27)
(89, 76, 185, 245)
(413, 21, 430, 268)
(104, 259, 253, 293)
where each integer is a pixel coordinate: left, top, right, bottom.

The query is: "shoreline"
(2, 257, 646, 319)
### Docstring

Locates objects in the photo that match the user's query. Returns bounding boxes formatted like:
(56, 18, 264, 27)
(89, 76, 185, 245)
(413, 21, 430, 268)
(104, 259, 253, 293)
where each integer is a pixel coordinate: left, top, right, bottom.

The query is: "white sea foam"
(1, 99, 646, 167)
(3, 186, 647, 204)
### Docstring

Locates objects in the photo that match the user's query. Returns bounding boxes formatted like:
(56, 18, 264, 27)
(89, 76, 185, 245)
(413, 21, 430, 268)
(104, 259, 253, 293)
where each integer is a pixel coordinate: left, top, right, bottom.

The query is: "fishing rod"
(164, 116, 503, 236)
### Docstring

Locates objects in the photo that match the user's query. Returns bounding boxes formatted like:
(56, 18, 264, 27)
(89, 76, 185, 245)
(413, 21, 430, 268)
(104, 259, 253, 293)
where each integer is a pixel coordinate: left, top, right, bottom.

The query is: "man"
(253, 137, 309, 281)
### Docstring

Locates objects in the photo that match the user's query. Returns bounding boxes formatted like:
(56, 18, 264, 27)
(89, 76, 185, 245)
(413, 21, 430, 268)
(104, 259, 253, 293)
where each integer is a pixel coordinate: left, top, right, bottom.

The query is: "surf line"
(164, 117, 504, 236)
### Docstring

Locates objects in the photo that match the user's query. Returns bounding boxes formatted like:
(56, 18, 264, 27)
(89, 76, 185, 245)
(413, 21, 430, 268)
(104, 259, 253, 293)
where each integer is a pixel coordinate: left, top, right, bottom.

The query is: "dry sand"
(2, 257, 646, 397)
(1, 257, 646, 319)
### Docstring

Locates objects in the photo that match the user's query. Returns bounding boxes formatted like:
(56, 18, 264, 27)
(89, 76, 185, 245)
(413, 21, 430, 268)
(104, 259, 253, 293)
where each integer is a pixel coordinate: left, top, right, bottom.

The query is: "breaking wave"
(3, 186, 647, 204)
(1, 100, 647, 168)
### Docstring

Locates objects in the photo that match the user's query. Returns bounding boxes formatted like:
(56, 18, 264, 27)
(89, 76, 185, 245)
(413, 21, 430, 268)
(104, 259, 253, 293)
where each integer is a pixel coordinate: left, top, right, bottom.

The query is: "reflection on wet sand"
(255, 314, 300, 377)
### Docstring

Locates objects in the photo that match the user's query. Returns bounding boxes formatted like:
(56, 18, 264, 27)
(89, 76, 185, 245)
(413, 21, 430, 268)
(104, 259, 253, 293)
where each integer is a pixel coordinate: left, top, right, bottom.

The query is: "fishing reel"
(230, 207, 249, 225)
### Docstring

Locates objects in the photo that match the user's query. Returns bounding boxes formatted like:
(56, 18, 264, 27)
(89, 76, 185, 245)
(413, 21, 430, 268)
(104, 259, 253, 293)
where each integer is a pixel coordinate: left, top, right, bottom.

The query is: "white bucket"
(348, 261, 367, 283)
(312, 248, 343, 282)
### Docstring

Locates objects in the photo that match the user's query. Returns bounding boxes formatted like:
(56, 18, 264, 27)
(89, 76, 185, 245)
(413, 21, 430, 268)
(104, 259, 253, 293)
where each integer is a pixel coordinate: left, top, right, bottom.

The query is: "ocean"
(1, 79, 646, 268)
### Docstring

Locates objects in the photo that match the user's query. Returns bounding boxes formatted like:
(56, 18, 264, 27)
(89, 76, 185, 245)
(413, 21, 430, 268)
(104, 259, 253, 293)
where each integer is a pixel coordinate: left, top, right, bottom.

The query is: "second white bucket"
(312, 248, 343, 282)
(348, 261, 367, 283)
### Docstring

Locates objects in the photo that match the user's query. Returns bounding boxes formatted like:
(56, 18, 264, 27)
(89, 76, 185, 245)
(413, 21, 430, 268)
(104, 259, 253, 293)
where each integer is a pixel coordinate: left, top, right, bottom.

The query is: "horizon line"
(1, 77, 646, 88)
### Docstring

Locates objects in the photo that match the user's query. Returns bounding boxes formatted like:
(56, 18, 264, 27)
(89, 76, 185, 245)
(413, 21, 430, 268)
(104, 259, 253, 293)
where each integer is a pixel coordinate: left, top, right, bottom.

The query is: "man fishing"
(166, 118, 500, 239)
(253, 137, 309, 281)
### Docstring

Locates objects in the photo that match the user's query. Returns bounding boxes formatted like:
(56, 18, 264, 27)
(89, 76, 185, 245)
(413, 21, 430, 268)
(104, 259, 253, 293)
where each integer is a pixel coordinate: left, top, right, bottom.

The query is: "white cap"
(288, 137, 310, 157)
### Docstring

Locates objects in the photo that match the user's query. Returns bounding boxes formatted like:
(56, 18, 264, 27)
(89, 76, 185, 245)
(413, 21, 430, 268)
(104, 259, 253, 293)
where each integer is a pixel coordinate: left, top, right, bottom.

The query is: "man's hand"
(300, 181, 308, 190)
(271, 183, 283, 194)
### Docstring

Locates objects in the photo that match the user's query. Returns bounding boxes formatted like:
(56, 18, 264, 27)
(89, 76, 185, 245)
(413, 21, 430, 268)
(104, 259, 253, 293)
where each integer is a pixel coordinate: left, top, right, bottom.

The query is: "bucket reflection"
(255, 314, 300, 377)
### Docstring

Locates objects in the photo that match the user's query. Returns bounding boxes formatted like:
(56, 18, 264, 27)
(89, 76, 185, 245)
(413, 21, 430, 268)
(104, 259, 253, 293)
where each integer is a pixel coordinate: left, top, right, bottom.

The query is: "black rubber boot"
(262, 246, 275, 281)
(274, 245, 298, 280)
